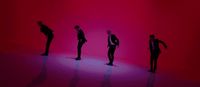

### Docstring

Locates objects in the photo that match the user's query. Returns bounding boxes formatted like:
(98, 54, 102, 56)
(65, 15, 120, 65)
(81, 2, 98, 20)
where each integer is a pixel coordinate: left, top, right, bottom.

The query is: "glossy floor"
(0, 52, 199, 87)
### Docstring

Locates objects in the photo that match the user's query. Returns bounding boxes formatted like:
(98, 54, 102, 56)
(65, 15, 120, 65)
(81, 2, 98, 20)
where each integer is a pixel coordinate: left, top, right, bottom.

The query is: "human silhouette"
(74, 25, 87, 60)
(37, 21, 54, 56)
(149, 34, 167, 73)
(107, 30, 119, 66)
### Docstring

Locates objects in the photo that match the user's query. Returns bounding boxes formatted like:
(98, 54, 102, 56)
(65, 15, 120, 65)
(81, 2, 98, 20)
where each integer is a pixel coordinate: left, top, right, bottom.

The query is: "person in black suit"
(149, 34, 167, 73)
(37, 21, 54, 56)
(107, 30, 119, 66)
(74, 25, 87, 60)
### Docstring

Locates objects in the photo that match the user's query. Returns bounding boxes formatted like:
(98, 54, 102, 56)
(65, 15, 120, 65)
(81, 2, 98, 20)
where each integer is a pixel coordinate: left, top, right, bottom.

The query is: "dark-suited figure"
(149, 34, 167, 73)
(37, 21, 54, 56)
(107, 30, 119, 66)
(74, 25, 87, 60)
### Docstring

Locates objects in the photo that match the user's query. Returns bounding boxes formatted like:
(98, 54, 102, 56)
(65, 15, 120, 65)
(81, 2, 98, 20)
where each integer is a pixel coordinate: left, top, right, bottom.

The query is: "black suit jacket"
(149, 39, 167, 53)
(108, 34, 119, 46)
(40, 24, 53, 37)
(78, 29, 87, 42)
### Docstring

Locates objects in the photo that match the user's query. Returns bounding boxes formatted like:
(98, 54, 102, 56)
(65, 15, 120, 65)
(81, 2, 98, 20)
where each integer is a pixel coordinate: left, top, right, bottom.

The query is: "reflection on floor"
(0, 53, 199, 87)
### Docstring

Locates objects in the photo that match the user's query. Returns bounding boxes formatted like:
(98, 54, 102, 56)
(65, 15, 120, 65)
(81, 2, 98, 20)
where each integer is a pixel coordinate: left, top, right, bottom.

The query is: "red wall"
(1, 0, 200, 81)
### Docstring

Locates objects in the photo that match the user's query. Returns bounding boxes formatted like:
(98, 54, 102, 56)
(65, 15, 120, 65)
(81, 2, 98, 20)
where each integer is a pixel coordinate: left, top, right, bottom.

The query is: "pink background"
(0, 0, 200, 81)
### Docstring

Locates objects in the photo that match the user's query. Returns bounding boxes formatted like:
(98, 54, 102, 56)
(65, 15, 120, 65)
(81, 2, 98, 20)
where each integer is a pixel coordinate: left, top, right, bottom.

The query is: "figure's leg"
(110, 46, 116, 65)
(77, 42, 81, 58)
(43, 36, 53, 56)
(154, 59, 157, 72)
(149, 53, 154, 72)
(154, 52, 160, 72)
(76, 41, 84, 60)
(107, 47, 112, 64)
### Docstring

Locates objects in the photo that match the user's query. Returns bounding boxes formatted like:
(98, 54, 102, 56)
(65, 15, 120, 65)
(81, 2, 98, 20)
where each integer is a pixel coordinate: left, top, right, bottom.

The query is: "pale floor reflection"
(69, 61, 80, 87)
(101, 66, 112, 87)
(146, 73, 156, 87)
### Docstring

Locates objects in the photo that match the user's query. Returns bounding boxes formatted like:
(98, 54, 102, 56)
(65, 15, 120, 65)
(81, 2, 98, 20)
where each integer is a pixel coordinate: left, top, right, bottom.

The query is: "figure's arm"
(115, 36, 119, 46)
(159, 40, 167, 49)
(82, 32, 87, 42)
(79, 30, 86, 42)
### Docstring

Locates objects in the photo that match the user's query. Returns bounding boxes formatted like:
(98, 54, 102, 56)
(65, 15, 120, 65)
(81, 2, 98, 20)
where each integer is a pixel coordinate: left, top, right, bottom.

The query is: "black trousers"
(107, 45, 116, 64)
(45, 35, 54, 54)
(77, 41, 85, 58)
(150, 51, 160, 72)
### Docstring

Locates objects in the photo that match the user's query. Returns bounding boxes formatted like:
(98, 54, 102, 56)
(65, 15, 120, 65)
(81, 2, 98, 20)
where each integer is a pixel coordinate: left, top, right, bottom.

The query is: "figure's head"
(150, 34, 155, 40)
(107, 30, 111, 35)
(74, 25, 80, 31)
(37, 21, 43, 26)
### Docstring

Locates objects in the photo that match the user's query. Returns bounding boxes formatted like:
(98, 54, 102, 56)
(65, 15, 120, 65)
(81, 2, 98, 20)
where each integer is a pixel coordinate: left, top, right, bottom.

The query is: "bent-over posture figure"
(38, 21, 54, 56)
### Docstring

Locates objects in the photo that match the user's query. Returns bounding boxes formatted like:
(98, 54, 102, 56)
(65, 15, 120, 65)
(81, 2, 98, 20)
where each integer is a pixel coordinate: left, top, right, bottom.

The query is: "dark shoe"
(41, 53, 48, 56)
(148, 69, 153, 72)
(75, 57, 81, 60)
(152, 70, 156, 73)
(106, 63, 113, 66)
